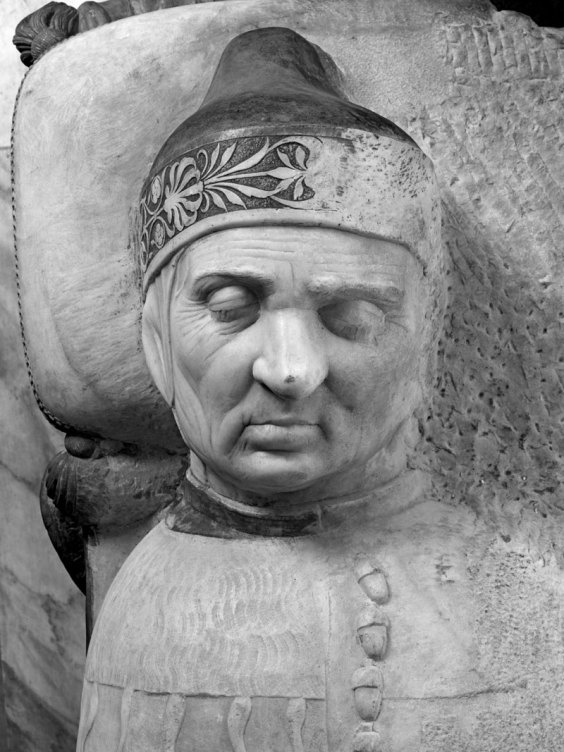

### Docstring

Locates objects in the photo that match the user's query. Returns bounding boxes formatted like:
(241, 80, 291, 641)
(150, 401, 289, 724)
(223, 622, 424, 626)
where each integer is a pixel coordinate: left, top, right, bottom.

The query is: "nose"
(252, 309, 328, 399)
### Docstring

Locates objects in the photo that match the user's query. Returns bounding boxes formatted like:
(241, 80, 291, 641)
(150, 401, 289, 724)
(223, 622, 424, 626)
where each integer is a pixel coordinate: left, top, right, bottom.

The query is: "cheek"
(172, 333, 260, 459)
(170, 305, 257, 419)
(169, 306, 222, 448)
(197, 334, 259, 415)
(331, 331, 420, 407)
(170, 304, 213, 385)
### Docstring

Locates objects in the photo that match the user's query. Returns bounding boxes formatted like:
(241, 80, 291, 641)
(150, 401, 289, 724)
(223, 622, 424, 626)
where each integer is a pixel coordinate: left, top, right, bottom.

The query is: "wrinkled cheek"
(169, 318, 217, 449)
(203, 364, 255, 457)
(167, 340, 216, 453)
(173, 362, 249, 461)
(170, 355, 213, 453)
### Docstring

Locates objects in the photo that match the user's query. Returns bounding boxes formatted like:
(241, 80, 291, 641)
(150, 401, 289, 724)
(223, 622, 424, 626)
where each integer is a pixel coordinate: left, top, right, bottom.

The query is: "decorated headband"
(139, 27, 441, 291)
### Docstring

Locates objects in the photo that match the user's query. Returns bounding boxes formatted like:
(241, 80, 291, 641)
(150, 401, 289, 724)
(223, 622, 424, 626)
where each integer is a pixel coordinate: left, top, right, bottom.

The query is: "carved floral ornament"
(138, 130, 440, 288)
(139, 135, 315, 272)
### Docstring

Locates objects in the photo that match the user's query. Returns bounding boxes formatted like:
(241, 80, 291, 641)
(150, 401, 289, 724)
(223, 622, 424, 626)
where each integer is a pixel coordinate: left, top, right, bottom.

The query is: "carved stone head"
(140, 27, 443, 504)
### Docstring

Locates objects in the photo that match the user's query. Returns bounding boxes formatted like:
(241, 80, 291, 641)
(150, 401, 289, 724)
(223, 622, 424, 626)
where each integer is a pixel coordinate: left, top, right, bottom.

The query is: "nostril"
(260, 381, 297, 400)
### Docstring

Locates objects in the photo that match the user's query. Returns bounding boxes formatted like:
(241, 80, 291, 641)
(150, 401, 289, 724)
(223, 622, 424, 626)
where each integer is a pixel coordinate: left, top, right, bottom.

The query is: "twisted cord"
(11, 67, 74, 435)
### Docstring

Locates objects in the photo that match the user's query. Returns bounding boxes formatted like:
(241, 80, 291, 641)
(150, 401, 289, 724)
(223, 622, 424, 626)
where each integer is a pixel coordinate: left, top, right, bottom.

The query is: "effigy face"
(143, 226, 425, 501)
(132, 20, 442, 512)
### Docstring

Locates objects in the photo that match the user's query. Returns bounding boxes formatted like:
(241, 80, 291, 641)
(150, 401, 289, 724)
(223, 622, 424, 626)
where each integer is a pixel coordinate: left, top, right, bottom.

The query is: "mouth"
(252, 417, 317, 427)
(243, 420, 321, 451)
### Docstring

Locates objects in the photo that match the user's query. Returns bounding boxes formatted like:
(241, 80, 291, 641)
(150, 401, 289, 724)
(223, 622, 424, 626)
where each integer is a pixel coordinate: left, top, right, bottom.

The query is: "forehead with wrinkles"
(171, 225, 417, 296)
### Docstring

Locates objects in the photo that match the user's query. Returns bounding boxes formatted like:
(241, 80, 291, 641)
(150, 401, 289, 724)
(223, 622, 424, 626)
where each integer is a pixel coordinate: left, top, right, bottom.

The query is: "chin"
(226, 452, 327, 498)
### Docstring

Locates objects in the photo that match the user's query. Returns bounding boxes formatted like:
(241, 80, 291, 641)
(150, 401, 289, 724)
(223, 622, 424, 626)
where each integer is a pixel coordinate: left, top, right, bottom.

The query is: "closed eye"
(207, 285, 260, 328)
(319, 300, 387, 344)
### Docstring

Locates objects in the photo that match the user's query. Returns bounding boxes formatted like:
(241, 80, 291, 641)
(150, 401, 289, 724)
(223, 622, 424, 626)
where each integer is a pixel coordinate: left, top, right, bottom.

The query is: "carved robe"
(77, 472, 564, 751)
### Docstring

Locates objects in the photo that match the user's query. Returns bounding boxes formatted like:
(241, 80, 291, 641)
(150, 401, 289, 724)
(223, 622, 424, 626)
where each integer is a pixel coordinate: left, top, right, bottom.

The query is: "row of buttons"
(351, 557, 390, 751)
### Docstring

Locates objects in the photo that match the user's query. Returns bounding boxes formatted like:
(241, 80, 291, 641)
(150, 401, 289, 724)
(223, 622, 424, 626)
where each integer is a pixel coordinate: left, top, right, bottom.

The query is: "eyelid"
(192, 277, 228, 301)
(192, 273, 273, 301)
(207, 285, 257, 309)
(368, 287, 404, 309)
(319, 299, 387, 344)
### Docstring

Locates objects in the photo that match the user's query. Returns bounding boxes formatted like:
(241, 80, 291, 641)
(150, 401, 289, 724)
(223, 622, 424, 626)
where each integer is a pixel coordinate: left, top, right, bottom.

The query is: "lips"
(243, 421, 320, 450)
(254, 417, 316, 427)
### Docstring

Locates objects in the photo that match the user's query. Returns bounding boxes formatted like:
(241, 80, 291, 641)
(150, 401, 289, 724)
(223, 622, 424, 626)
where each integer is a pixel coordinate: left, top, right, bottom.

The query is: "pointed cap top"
(151, 27, 414, 173)
(139, 27, 438, 290)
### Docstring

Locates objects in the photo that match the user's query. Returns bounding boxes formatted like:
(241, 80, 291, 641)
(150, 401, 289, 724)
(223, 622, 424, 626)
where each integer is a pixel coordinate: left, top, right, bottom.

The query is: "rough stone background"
(409, 10, 564, 562)
(0, 3, 85, 751)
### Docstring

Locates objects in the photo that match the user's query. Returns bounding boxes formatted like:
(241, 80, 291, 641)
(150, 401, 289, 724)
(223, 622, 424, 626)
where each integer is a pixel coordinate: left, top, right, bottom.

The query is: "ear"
(142, 283, 175, 406)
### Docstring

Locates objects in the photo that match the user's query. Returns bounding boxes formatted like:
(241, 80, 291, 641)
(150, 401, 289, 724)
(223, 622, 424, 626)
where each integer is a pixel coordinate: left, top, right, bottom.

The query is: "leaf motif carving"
(207, 142, 221, 175)
(139, 136, 316, 272)
(213, 181, 279, 199)
(211, 187, 247, 208)
(217, 139, 271, 178)
(210, 190, 227, 211)
(295, 145, 307, 170)
(265, 166, 300, 180)
(275, 178, 296, 193)
(277, 149, 294, 169)
(213, 142, 238, 177)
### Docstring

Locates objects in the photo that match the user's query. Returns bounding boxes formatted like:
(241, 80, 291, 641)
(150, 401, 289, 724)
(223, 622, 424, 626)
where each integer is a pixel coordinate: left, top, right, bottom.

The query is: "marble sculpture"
(10, 1, 564, 750)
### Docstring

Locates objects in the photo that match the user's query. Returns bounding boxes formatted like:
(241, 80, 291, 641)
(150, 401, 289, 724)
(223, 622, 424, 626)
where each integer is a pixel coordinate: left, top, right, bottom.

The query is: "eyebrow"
(192, 271, 276, 296)
(307, 279, 405, 305)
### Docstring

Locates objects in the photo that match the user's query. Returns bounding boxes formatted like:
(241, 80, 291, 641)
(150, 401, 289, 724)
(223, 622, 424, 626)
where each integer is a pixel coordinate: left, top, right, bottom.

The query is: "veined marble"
(0, 145, 85, 750)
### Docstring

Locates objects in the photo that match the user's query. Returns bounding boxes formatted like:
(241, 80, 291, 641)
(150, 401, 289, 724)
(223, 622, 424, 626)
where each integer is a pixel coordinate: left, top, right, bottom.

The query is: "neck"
(168, 459, 428, 539)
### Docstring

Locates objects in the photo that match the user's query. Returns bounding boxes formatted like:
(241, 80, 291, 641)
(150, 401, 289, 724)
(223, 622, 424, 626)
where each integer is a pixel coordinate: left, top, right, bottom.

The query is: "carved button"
(356, 605, 389, 660)
(352, 687, 383, 722)
(354, 557, 390, 604)
(351, 666, 383, 722)
(358, 625, 387, 660)
(359, 572, 389, 604)
(352, 730, 382, 752)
